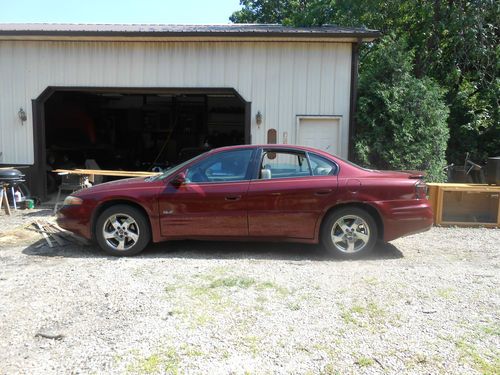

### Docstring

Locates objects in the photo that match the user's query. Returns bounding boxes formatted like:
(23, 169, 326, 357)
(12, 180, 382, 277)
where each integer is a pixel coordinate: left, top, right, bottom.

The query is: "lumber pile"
(26, 220, 89, 248)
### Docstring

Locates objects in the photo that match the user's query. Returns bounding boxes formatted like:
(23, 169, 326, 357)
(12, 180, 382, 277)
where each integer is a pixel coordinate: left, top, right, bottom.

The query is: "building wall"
(0, 40, 352, 165)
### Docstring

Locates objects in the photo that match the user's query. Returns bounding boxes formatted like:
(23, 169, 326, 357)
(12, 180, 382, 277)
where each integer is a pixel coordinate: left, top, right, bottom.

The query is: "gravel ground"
(0, 209, 499, 375)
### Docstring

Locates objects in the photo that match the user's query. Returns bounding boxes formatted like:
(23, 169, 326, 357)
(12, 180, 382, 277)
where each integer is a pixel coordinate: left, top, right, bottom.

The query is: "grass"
(180, 343, 204, 358)
(356, 356, 375, 367)
(363, 277, 379, 286)
(455, 339, 500, 375)
(319, 363, 340, 375)
(126, 344, 205, 374)
(208, 276, 256, 289)
(255, 281, 290, 296)
(437, 287, 455, 299)
(287, 302, 301, 311)
(340, 301, 386, 327)
(480, 324, 500, 337)
(127, 348, 179, 375)
(242, 335, 261, 356)
(163, 271, 291, 329)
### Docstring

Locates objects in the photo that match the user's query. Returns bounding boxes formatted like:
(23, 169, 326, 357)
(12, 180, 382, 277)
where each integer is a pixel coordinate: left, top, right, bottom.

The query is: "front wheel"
(321, 207, 378, 258)
(95, 204, 151, 256)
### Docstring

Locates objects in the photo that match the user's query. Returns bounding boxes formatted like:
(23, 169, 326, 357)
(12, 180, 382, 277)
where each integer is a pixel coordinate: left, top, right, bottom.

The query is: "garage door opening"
(35, 88, 249, 198)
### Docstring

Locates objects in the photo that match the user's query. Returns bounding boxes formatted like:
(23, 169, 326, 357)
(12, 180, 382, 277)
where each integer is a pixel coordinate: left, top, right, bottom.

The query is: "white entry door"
(297, 116, 341, 156)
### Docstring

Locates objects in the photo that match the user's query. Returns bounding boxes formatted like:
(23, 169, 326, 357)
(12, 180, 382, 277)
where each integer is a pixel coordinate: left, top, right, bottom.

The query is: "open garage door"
(32, 87, 250, 200)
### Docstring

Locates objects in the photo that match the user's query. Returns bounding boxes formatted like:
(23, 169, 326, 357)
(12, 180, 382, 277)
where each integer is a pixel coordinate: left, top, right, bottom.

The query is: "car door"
(247, 149, 338, 239)
(158, 148, 256, 238)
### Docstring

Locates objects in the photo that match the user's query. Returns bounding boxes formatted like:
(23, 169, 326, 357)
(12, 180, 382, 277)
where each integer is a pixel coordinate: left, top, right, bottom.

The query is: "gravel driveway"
(0, 210, 499, 374)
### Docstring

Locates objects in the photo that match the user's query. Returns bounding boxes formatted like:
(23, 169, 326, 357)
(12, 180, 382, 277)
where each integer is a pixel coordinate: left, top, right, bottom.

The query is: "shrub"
(355, 36, 449, 182)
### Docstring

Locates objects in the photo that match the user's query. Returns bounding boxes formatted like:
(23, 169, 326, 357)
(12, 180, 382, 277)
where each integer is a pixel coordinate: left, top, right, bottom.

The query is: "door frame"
(295, 115, 343, 156)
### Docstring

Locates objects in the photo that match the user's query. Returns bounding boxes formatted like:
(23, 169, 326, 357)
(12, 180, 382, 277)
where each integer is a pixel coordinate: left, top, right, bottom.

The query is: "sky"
(0, 0, 242, 24)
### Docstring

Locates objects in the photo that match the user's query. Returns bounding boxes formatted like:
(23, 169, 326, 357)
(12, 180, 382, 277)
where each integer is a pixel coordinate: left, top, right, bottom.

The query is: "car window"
(259, 151, 311, 179)
(308, 153, 338, 176)
(186, 149, 253, 183)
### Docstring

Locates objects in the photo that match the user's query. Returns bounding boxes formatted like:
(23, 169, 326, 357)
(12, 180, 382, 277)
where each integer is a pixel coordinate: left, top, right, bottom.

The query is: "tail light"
(415, 181, 428, 199)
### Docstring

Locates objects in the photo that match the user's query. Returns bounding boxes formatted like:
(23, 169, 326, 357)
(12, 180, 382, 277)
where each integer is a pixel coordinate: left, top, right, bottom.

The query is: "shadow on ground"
(22, 238, 403, 262)
(20, 208, 54, 218)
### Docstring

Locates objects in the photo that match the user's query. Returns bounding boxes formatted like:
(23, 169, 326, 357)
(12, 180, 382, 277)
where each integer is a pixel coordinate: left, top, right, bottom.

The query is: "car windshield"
(147, 152, 208, 181)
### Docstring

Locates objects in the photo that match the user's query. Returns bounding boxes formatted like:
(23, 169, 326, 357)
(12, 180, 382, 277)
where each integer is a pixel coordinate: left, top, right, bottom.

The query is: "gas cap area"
(347, 179, 362, 194)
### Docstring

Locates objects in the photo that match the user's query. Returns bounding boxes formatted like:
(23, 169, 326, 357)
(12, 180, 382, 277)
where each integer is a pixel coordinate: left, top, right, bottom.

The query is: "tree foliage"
(355, 36, 449, 181)
(230, 0, 499, 168)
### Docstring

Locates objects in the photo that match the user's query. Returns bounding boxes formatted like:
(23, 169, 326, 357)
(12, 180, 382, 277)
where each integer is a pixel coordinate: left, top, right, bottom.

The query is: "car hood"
(75, 177, 153, 195)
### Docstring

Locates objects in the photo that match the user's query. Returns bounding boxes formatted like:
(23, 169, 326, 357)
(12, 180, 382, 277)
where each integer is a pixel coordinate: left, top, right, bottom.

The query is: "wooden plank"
(35, 220, 53, 248)
(1, 187, 11, 215)
(52, 168, 160, 177)
(43, 223, 66, 246)
(427, 183, 500, 190)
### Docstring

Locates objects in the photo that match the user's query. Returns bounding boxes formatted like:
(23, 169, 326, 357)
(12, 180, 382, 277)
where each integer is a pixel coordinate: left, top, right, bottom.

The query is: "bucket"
(24, 199, 35, 209)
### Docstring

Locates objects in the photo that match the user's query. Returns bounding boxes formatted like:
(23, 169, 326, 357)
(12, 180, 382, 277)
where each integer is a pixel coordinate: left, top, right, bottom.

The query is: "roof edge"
(0, 23, 381, 42)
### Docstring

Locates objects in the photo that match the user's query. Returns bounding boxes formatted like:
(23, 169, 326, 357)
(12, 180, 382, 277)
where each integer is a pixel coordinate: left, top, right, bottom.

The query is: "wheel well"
(91, 200, 152, 240)
(320, 202, 384, 240)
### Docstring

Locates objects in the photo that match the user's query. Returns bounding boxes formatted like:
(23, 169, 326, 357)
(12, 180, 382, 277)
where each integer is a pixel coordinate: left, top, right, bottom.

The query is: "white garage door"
(297, 116, 341, 156)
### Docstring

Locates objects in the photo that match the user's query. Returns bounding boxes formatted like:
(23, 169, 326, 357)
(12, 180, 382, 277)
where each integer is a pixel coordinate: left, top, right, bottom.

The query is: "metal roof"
(0, 23, 380, 41)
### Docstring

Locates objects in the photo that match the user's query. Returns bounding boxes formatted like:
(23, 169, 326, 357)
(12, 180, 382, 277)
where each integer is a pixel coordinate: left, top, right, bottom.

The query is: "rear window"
(308, 153, 338, 175)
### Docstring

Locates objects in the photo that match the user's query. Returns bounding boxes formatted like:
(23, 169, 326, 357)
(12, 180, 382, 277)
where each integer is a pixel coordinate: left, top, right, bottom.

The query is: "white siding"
(0, 40, 352, 164)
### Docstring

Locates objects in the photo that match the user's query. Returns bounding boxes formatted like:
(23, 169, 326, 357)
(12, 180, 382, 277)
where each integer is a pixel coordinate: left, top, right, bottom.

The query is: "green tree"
(355, 36, 449, 181)
(230, 0, 499, 164)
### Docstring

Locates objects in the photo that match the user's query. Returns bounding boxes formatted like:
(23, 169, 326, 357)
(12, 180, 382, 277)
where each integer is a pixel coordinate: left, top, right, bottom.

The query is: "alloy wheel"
(331, 215, 370, 253)
(102, 213, 140, 251)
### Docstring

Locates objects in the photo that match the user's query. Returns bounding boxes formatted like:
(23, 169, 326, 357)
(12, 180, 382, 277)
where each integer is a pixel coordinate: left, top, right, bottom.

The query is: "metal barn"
(0, 24, 378, 199)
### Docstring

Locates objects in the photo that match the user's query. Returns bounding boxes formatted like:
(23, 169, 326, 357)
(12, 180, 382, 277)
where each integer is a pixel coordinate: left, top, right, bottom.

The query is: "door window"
(308, 153, 338, 176)
(259, 151, 311, 179)
(186, 149, 253, 183)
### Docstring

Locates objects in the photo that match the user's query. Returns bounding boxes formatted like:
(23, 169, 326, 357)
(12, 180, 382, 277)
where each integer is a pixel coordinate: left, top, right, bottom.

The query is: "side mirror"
(171, 172, 186, 187)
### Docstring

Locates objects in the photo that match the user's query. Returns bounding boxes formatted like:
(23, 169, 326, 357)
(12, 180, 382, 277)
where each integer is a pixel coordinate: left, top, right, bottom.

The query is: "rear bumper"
(374, 200, 434, 242)
(56, 205, 93, 240)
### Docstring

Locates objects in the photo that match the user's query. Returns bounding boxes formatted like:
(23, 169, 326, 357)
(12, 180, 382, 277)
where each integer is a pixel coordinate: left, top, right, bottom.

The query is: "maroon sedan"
(57, 145, 433, 257)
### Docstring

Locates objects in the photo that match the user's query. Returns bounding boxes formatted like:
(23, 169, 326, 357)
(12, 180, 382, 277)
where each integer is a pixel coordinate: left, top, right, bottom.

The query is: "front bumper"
(56, 205, 93, 240)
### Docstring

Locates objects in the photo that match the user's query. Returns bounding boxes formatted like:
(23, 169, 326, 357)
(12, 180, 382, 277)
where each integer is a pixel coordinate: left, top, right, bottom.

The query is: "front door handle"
(315, 189, 333, 196)
(225, 195, 242, 201)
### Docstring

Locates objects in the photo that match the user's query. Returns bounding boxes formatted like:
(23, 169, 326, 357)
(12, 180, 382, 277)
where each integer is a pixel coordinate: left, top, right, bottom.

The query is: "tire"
(321, 207, 378, 258)
(95, 204, 151, 256)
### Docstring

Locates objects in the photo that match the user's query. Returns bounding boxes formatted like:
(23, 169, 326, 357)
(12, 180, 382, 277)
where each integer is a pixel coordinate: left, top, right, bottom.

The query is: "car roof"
(213, 144, 330, 154)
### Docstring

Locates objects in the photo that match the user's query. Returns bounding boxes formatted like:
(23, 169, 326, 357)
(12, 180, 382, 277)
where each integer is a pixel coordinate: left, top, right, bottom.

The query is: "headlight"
(63, 196, 83, 206)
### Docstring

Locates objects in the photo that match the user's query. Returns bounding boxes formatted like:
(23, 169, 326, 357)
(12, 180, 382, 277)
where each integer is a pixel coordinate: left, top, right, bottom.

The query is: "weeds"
(127, 347, 179, 374)
(456, 339, 500, 375)
(340, 301, 386, 327)
(356, 356, 375, 367)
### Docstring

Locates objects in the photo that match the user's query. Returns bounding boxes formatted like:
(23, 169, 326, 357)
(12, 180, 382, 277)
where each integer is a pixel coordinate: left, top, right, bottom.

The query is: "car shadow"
(22, 238, 403, 262)
(21, 208, 55, 218)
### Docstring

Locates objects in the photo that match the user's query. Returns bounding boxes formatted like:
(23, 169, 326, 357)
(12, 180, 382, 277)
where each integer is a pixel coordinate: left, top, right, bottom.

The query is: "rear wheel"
(321, 207, 377, 258)
(95, 204, 151, 256)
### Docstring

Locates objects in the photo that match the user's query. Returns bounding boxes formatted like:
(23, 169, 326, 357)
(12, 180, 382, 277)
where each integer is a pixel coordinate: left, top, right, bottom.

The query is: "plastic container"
(24, 199, 34, 209)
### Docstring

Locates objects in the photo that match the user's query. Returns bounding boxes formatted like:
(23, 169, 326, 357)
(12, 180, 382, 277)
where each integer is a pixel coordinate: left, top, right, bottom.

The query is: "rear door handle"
(315, 189, 333, 196)
(225, 195, 242, 201)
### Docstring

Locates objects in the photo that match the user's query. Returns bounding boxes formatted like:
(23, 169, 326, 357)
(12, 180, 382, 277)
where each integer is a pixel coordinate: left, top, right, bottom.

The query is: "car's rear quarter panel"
(341, 176, 432, 241)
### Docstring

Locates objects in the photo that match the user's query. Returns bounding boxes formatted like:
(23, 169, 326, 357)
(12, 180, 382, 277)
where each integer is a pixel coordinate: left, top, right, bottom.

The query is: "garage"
(38, 87, 249, 194)
(0, 24, 380, 200)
